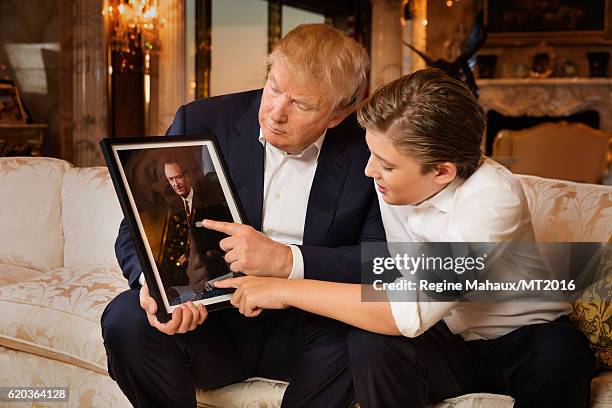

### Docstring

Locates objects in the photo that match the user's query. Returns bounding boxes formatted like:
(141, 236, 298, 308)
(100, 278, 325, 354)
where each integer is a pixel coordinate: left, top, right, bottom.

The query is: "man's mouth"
(376, 184, 387, 193)
(266, 122, 285, 135)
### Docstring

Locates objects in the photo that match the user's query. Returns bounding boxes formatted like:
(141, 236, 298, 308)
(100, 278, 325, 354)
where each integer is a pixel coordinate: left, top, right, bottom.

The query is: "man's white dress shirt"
(183, 188, 193, 214)
(381, 158, 570, 340)
(258, 130, 326, 280)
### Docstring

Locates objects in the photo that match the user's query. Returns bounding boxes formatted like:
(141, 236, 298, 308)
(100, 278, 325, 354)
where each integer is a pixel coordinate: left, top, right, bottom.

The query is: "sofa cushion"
(196, 378, 286, 408)
(429, 393, 514, 408)
(0, 263, 46, 286)
(592, 371, 612, 408)
(571, 239, 612, 370)
(198, 378, 612, 408)
(195, 379, 517, 408)
(0, 157, 70, 271)
(0, 265, 127, 374)
(62, 167, 124, 268)
(519, 175, 612, 242)
(0, 345, 131, 407)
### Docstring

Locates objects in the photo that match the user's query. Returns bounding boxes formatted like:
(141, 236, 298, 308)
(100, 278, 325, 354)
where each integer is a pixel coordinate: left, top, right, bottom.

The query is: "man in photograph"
(160, 158, 232, 301)
(158, 160, 193, 286)
(102, 23, 384, 408)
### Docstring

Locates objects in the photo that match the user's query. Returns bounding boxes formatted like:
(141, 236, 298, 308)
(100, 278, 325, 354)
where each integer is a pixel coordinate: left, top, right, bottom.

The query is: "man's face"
(164, 163, 192, 198)
(364, 129, 451, 206)
(258, 62, 346, 154)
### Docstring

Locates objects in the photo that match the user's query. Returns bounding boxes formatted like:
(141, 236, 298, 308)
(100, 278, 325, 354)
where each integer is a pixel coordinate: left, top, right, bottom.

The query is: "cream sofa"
(0, 156, 611, 408)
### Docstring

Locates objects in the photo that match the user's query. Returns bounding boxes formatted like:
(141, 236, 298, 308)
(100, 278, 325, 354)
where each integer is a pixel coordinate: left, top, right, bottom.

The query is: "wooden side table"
(0, 124, 46, 156)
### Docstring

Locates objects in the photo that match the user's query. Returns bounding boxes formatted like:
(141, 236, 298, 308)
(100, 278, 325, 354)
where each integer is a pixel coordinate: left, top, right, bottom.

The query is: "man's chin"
(264, 133, 290, 151)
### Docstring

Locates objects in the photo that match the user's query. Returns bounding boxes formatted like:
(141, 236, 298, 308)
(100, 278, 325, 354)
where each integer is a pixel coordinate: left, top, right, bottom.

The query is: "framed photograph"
(100, 135, 246, 323)
(0, 80, 28, 124)
(485, 0, 612, 45)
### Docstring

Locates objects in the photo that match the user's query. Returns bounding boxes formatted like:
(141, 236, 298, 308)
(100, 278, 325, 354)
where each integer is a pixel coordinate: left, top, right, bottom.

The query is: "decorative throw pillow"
(570, 237, 612, 370)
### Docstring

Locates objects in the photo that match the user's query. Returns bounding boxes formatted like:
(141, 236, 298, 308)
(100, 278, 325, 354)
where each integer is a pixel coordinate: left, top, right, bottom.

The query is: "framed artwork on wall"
(0, 80, 28, 124)
(485, 0, 612, 45)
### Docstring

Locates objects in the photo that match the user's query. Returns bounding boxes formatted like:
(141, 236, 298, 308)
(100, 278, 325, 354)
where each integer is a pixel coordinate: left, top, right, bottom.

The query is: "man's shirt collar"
(258, 129, 326, 160)
(183, 188, 194, 209)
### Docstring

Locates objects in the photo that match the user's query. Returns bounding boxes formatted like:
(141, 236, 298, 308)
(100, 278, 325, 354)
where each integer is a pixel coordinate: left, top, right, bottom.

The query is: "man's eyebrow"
(268, 73, 318, 108)
(268, 75, 278, 88)
(294, 97, 315, 108)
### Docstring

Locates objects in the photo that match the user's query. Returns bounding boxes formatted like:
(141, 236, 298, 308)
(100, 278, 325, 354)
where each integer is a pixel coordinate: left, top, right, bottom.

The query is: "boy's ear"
(433, 162, 457, 185)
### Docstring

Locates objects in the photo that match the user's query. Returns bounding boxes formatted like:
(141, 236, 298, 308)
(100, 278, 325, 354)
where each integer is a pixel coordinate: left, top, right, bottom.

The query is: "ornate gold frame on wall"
(484, 0, 612, 46)
(0, 82, 28, 124)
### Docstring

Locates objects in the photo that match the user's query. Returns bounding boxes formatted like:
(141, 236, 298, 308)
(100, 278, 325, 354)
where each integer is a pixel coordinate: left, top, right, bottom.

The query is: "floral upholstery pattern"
(519, 175, 612, 242)
(0, 157, 70, 272)
(196, 378, 286, 408)
(0, 158, 611, 408)
(0, 263, 45, 287)
(0, 265, 127, 374)
(429, 394, 514, 408)
(0, 345, 131, 408)
(571, 239, 612, 370)
(61, 167, 124, 268)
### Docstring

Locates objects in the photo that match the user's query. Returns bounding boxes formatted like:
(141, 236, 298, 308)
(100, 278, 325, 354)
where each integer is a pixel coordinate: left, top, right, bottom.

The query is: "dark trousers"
(348, 316, 595, 408)
(101, 289, 354, 408)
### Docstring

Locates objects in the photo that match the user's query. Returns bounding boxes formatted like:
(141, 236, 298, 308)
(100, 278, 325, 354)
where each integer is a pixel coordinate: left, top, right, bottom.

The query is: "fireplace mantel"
(477, 78, 612, 132)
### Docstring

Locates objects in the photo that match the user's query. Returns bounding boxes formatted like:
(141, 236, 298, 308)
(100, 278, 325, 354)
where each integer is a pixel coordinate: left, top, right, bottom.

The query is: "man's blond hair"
(266, 23, 369, 112)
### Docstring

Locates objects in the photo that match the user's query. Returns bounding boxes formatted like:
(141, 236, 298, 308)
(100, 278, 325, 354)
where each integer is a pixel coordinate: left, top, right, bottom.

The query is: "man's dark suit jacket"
(115, 89, 385, 289)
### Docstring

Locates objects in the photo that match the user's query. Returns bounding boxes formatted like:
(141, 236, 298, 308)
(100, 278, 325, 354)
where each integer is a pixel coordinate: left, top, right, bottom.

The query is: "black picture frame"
(100, 135, 246, 323)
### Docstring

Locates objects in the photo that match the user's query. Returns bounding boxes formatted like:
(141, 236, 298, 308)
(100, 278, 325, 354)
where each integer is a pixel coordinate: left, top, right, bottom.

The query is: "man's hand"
(214, 276, 290, 317)
(139, 280, 207, 335)
(202, 219, 293, 278)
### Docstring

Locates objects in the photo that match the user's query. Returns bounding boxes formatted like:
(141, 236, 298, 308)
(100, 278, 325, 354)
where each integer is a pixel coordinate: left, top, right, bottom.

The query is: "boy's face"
(364, 129, 454, 206)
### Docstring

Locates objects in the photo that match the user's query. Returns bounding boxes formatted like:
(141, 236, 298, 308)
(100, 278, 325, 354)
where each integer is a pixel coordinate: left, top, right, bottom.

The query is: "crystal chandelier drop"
(104, 0, 164, 56)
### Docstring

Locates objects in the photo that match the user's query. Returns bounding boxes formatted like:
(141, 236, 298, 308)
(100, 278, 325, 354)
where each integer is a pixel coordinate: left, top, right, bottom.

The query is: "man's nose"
(269, 98, 288, 123)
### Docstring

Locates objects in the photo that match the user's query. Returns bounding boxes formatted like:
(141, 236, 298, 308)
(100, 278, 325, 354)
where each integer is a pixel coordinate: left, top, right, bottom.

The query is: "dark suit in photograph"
(102, 89, 385, 408)
(160, 187, 233, 304)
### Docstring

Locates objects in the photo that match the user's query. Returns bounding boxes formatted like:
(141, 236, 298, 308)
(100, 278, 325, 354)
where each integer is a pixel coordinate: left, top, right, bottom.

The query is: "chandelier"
(104, 0, 164, 55)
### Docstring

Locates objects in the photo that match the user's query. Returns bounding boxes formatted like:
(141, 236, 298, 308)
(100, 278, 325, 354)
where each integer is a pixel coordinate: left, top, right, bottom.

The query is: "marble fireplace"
(478, 78, 612, 183)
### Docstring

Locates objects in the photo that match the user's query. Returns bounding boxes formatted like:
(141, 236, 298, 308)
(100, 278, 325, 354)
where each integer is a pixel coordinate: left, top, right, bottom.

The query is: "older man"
(159, 159, 232, 302)
(158, 160, 194, 289)
(102, 24, 384, 408)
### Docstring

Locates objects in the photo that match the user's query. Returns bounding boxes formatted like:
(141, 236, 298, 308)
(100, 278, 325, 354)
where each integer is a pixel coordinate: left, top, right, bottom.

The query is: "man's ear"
(433, 162, 457, 185)
(325, 105, 354, 129)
